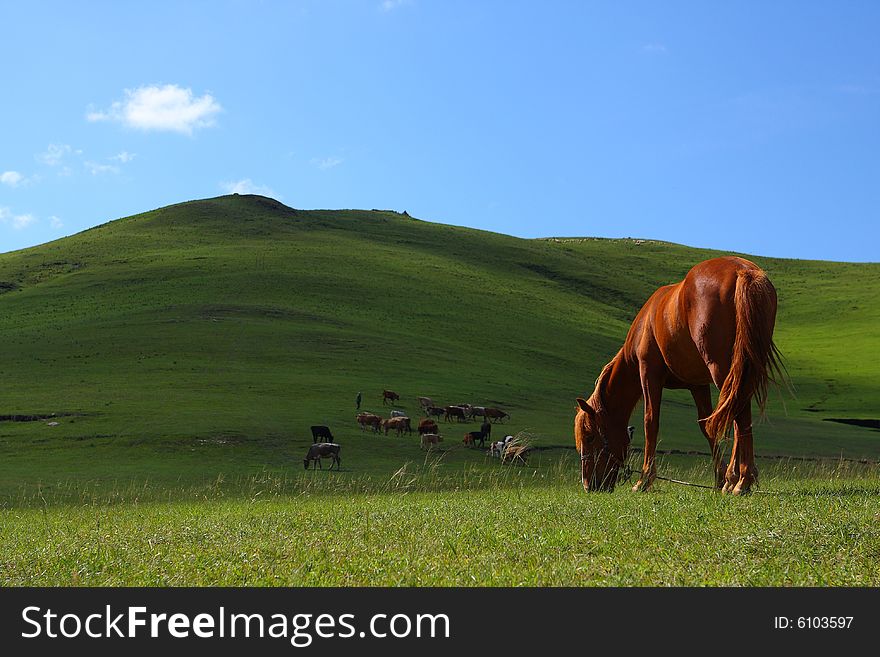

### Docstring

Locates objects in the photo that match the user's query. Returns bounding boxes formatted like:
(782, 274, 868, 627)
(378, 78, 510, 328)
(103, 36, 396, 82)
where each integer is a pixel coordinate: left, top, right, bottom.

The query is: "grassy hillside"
(0, 194, 877, 502)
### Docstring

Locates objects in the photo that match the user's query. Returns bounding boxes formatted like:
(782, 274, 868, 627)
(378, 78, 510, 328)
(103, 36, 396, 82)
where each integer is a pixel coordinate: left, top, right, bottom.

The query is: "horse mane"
(587, 349, 623, 415)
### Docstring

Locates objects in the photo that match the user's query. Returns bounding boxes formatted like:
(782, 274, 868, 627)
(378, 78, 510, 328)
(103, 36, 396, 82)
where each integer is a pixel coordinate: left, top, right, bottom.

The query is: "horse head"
(574, 398, 631, 491)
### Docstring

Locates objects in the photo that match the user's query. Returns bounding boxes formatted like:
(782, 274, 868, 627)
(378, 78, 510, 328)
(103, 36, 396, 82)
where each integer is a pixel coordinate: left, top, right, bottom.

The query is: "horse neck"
(591, 352, 642, 427)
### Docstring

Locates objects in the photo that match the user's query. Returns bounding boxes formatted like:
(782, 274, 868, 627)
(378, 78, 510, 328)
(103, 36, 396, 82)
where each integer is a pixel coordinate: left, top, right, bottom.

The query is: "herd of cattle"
(303, 390, 522, 470)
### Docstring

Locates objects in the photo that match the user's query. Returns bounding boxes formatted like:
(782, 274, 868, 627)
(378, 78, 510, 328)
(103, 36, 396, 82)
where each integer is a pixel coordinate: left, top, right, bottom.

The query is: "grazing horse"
(382, 389, 400, 405)
(574, 257, 783, 495)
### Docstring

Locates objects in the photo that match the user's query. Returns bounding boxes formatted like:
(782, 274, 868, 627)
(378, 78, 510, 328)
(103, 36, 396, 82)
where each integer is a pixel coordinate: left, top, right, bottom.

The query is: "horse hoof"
(632, 480, 651, 492)
(732, 481, 751, 496)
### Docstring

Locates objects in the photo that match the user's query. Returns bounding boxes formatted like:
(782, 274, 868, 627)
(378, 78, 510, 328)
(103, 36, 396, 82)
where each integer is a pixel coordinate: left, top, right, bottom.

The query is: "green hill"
(0, 194, 877, 499)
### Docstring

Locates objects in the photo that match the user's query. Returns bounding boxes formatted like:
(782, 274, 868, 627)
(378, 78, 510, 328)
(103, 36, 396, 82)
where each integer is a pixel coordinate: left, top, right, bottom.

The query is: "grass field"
(0, 194, 877, 585)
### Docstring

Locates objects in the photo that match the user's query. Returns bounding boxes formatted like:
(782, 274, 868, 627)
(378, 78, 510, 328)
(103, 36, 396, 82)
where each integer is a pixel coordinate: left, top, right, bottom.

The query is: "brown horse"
(574, 257, 783, 495)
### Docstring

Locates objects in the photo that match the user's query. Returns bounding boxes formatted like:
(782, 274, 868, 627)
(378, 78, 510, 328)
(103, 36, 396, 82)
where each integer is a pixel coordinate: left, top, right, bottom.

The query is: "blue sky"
(1, 0, 878, 261)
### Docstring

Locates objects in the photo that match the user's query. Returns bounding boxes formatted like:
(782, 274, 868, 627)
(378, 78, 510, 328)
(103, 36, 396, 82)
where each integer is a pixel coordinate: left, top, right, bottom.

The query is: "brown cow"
(444, 405, 467, 422)
(420, 433, 442, 450)
(484, 407, 510, 423)
(382, 416, 412, 436)
(357, 412, 382, 432)
(303, 443, 341, 470)
(418, 418, 439, 435)
(382, 389, 400, 405)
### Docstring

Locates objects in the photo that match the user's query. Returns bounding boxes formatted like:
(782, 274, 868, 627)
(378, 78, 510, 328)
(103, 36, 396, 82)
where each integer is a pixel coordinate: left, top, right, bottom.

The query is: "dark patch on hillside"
(195, 304, 347, 327)
(0, 281, 20, 294)
(0, 413, 78, 422)
(519, 262, 641, 317)
(824, 418, 880, 431)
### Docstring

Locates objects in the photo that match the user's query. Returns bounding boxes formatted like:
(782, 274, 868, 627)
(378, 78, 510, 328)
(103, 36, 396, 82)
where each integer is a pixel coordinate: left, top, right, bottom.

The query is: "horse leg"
(731, 404, 756, 495)
(634, 366, 663, 492)
(690, 386, 727, 489)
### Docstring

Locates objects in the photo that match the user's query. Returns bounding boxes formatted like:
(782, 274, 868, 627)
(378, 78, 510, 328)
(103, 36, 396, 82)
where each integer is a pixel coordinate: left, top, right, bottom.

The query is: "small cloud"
(311, 156, 344, 170)
(642, 43, 668, 54)
(0, 207, 37, 230)
(380, 0, 408, 11)
(84, 160, 120, 175)
(87, 84, 222, 135)
(50, 215, 63, 229)
(1, 171, 25, 187)
(110, 151, 136, 163)
(37, 143, 76, 166)
(220, 178, 275, 196)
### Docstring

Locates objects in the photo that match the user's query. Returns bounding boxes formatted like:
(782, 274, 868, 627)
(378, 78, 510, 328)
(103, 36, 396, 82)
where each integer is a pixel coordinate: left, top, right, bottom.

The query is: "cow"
(489, 435, 515, 458)
(382, 389, 400, 405)
(303, 443, 341, 470)
(463, 429, 488, 448)
(310, 425, 334, 443)
(484, 407, 510, 423)
(357, 413, 382, 432)
(382, 416, 412, 436)
(480, 420, 492, 438)
(426, 406, 446, 419)
(454, 403, 474, 418)
(390, 409, 407, 418)
(444, 405, 467, 423)
(417, 396, 434, 411)
(470, 406, 488, 420)
(418, 418, 439, 435)
(420, 433, 442, 450)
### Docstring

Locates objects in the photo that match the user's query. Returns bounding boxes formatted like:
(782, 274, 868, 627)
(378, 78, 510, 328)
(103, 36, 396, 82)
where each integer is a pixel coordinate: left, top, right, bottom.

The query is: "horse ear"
(576, 398, 594, 415)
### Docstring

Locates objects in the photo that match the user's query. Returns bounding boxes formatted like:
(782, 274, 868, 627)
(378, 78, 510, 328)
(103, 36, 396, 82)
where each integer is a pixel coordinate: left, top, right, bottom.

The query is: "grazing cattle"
(417, 396, 434, 410)
(470, 406, 488, 420)
(356, 413, 382, 432)
(454, 403, 473, 418)
(382, 389, 400, 405)
(303, 443, 341, 470)
(383, 416, 412, 436)
(444, 405, 467, 423)
(480, 420, 492, 438)
(310, 425, 334, 443)
(390, 409, 407, 418)
(420, 433, 442, 450)
(484, 407, 510, 423)
(426, 406, 446, 419)
(463, 429, 488, 448)
(575, 257, 784, 494)
(418, 418, 439, 435)
(489, 435, 515, 458)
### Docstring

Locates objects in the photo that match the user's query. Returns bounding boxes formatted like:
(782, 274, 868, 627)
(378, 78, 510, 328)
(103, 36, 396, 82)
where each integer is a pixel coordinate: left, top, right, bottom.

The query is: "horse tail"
(705, 268, 785, 441)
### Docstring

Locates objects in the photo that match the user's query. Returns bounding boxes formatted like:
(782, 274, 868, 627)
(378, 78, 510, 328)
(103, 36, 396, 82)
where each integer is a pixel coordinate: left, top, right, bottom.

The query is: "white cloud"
(110, 151, 136, 163)
(87, 84, 222, 134)
(50, 216, 63, 229)
(642, 43, 668, 54)
(1, 171, 24, 187)
(84, 160, 120, 175)
(37, 143, 77, 166)
(311, 156, 344, 170)
(0, 207, 37, 230)
(220, 178, 275, 196)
